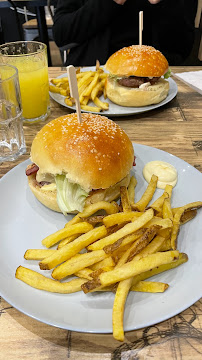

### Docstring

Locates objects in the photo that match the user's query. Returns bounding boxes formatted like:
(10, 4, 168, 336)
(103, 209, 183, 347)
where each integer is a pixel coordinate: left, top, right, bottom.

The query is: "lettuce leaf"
(55, 175, 89, 215)
(164, 68, 171, 79)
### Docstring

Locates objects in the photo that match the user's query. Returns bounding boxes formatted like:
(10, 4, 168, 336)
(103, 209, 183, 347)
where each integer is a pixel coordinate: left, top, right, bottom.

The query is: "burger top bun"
(30, 113, 134, 192)
(105, 45, 169, 77)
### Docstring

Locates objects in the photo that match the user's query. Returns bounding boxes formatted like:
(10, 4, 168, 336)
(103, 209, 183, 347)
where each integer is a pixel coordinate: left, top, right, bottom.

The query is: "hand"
(148, 0, 161, 4)
(113, 0, 127, 5)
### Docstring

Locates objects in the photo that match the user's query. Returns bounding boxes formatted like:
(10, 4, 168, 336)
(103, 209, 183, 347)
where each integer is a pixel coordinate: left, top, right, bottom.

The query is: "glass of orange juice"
(0, 41, 50, 123)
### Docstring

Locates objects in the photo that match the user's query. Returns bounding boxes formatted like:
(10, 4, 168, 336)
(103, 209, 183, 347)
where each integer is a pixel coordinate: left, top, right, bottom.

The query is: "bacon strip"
(26, 163, 39, 176)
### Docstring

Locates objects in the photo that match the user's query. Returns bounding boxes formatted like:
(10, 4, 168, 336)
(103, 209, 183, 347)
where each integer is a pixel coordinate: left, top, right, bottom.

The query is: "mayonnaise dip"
(143, 160, 178, 189)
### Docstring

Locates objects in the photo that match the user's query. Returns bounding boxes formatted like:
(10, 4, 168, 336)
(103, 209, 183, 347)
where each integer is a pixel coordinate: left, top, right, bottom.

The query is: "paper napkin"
(173, 70, 202, 95)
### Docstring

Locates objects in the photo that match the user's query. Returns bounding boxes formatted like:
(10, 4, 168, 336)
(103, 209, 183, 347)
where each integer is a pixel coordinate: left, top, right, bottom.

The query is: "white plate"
(0, 144, 202, 333)
(49, 67, 178, 117)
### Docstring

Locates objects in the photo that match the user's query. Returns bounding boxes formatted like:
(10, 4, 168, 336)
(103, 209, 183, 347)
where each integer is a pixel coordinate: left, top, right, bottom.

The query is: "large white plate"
(0, 144, 202, 333)
(49, 67, 178, 117)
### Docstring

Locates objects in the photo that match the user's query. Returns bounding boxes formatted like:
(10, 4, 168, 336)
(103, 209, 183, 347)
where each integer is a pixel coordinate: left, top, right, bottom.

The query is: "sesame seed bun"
(105, 45, 169, 77)
(105, 45, 169, 107)
(27, 113, 134, 213)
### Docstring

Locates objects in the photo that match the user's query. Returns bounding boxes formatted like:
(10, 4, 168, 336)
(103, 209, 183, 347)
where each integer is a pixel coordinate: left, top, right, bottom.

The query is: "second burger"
(105, 45, 170, 107)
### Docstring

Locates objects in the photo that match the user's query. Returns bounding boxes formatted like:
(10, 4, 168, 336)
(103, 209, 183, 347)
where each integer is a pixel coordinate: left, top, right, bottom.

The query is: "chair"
(195, 0, 202, 61)
(23, 17, 53, 42)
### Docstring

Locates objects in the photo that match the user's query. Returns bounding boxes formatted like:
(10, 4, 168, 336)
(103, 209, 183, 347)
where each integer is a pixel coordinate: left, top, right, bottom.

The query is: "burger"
(26, 113, 134, 214)
(105, 45, 170, 107)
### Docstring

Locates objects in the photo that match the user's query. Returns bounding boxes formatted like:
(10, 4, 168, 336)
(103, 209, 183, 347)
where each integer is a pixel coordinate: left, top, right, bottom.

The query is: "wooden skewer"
(66, 65, 82, 124)
(139, 11, 143, 46)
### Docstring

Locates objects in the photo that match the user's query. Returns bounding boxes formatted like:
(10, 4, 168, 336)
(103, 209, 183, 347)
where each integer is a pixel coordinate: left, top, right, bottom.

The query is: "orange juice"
(0, 41, 50, 122)
(18, 61, 49, 119)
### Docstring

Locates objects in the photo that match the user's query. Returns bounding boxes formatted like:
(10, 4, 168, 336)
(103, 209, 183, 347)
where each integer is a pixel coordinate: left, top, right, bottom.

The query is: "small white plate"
(0, 144, 202, 333)
(49, 67, 178, 117)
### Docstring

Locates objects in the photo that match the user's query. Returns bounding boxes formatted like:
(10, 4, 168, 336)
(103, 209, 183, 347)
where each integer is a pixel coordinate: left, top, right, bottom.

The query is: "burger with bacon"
(105, 45, 170, 107)
(26, 113, 134, 214)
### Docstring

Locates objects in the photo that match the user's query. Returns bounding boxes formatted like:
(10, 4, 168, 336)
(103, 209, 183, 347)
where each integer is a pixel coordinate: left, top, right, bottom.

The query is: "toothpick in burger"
(26, 113, 134, 214)
(105, 45, 171, 107)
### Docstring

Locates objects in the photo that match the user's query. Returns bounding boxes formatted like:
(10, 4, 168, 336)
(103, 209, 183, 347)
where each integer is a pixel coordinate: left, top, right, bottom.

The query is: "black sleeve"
(150, 0, 198, 64)
(53, 0, 119, 48)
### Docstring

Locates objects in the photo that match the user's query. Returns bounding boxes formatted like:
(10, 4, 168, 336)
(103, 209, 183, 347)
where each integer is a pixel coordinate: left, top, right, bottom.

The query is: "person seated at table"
(52, 0, 198, 67)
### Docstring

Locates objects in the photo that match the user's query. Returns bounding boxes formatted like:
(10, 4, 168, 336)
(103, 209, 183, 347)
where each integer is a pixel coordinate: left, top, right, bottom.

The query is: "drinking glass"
(0, 41, 50, 123)
(0, 64, 26, 161)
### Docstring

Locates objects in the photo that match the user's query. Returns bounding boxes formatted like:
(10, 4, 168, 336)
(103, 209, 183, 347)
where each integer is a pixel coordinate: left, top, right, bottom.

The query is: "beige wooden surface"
(0, 66, 202, 360)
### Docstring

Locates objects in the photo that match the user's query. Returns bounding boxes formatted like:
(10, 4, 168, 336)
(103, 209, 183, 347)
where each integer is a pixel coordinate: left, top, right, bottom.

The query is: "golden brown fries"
(24, 249, 56, 260)
(127, 175, 137, 206)
(16, 172, 202, 342)
(39, 225, 107, 270)
(132, 174, 158, 211)
(52, 249, 108, 280)
(42, 222, 93, 248)
(131, 280, 169, 293)
(120, 186, 131, 212)
(82, 250, 179, 291)
(87, 209, 154, 251)
(50, 65, 109, 113)
(16, 266, 86, 293)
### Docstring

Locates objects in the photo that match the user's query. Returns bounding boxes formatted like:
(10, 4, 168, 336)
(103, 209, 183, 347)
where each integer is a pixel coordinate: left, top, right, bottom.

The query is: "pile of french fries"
(49, 62, 109, 113)
(16, 174, 202, 341)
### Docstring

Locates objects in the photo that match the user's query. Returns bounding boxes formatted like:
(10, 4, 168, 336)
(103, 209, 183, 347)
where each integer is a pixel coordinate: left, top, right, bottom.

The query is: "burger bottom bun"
(106, 77, 169, 107)
(28, 173, 130, 214)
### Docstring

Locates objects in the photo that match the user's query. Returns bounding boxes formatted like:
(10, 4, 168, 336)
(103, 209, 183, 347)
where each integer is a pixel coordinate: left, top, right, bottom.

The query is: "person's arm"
(53, 0, 119, 48)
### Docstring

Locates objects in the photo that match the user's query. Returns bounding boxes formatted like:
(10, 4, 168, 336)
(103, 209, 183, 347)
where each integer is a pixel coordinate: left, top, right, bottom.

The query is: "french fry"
(81, 250, 179, 292)
(145, 217, 172, 229)
(49, 85, 61, 93)
(57, 234, 80, 249)
(115, 229, 163, 268)
(131, 280, 169, 293)
(158, 237, 171, 251)
(78, 201, 119, 218)
(39, 225, 107, 270)
(131, 252, 188, 285)
(132, 235, 166, 262)
(90, 256, 115, 271)
(148, 191, 169, 214)
(180, 209, 197, 224)
(98, 250, 179, 287)
(88, 209, 154, 251)
(91, 78, 105, 101)
(77, 71, 94, 89)
(52, 249, 108, 280)
(24, 249, 56, 260)
(79, 215, 105, 225)
(164, 184, 173, 198)
(63, 201, 118, 231)
(103, 211, 143, 228)
(126, 225, 161, 263)
(93, 97, 109, 111)
(82, 73, 99, 97)
(16, 266, 86, 293)
(120, 186, 131, 212)
(64, 97, 73, 106)
(171, 202, 202, 250)
(75, 268, 93, 280)
(42, 222, 93, 248)
(103, 229, 146, 255)
(81, 104, 102, 112)
(127, 176, 137, 205)
(113, 277, 134, 341)
(132, 175, 158, 211)
(162, 197, 173, 221)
